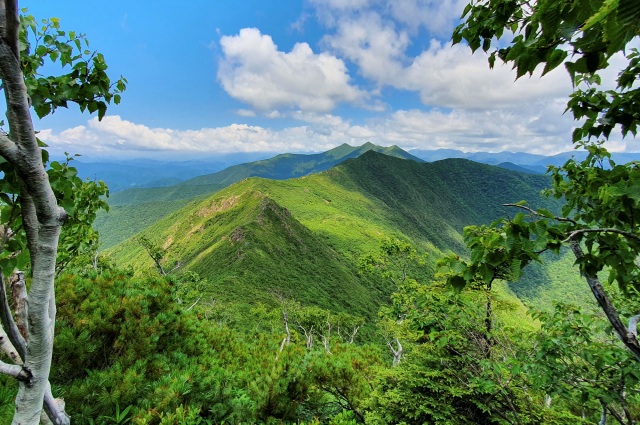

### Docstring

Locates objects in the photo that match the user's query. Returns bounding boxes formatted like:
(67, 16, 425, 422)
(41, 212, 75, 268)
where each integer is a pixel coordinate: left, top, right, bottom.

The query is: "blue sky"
(24, 1, 630, 159)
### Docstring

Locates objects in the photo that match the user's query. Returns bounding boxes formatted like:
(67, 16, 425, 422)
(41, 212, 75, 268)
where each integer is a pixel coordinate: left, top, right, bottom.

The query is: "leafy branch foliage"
(446, 0, 640, 361)
(19, 13, 126, 119)
(529, 303, 640, 423)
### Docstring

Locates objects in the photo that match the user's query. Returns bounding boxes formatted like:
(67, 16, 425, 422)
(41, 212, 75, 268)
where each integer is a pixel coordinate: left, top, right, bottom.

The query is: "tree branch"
(504, 203, 640, 249)
(563, 228, 640, 244)
(0, 360, 29, 381)
(629, 314, 640, 337)
(0, 132, 18, 161)
(570, 240, 640, 362)
(0, 324, 21, 364)
(10, 271, 28, 340)
(503, 203, 577, 224)
(42, 382, 70, 425)
(0, 272, 26, 360)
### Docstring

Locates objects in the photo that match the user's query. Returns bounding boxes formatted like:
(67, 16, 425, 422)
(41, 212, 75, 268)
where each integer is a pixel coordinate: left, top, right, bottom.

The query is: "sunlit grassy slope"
(98, 143, 423, 249)
(108, 151, 584, 317)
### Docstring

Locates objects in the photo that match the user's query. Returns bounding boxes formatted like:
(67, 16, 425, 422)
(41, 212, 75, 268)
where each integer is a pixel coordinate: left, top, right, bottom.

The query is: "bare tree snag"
(388, 337, 403, 367)
(279, 311, 291, 354)
(629, 315, 640, 338)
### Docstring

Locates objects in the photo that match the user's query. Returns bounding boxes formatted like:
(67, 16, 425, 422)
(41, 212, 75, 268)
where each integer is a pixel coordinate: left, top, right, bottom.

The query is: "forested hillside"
(22, 150, 618, 424)
(108, 152, 579, 315)
(2, 0, 638, 422)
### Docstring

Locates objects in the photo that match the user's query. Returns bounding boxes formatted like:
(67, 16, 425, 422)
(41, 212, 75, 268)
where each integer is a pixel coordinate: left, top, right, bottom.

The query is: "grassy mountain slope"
(107, 184, 225, 207)
(107, 142, 420, 206)
(109, 186, 388, 318)
(98, 143, 423, 247)
(94, 198, 196, 249)
(319, 152, 556, 254)
(109, 151, 581, 315)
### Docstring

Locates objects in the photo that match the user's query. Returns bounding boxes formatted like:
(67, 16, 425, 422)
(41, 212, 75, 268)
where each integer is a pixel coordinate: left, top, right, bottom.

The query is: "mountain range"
(105, 150, 589, 319)
(409, 148, 640, 173)
(95, 143, 424, 247)
(78, 145, 640, 194)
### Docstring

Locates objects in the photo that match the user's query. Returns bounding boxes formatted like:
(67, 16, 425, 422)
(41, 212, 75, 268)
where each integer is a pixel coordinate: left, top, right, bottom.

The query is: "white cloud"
(40, 115, 352, 156)
(322, 12, 409, 85)
(403, 41, 573, 109)
(40, 103, 581, 159)
(371, 106, 576, 154)
(236, 109, 256, 117)
(217, 28, 367, 113)
(308, 0, 465, 36)
(387, 0, 468, 35)
(311, 2, 572, 112)
(310, 0, 371, 10)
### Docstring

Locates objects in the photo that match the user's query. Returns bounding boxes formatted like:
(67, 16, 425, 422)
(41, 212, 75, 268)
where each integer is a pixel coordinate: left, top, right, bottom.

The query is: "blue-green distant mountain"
(179, 142, 424, 187)
(410, 148, 640, 173)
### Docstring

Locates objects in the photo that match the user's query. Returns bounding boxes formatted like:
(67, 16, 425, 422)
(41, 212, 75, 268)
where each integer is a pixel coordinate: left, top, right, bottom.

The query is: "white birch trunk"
(388, 338, 403, 366)
(0, 2, 69, 423)
(0, 325, 21, 364)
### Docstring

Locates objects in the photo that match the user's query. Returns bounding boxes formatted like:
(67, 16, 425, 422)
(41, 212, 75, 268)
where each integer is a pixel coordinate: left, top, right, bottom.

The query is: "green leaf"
(581, 0, 619, 32)
(448, 274, 468, 292)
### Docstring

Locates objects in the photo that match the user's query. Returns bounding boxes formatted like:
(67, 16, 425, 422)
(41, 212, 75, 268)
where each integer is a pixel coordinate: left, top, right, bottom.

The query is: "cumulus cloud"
(217, 28, 367, 113)
(402, 41, 573, 109)
(387, 0, 468, 35)
(41, 115, 354, 156)
(372, 105, 576, 154)
(40, 101, 582, 160)
(322, 12, 409, 85)
(309, 0, 464, 35)
(310, 1, 572, 110)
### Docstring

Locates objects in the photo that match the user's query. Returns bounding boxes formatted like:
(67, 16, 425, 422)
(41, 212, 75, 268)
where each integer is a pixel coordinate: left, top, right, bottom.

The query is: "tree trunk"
(389, 338, 403, 366)
(10, 272, 28, 340)
(0, 2, 69, 423)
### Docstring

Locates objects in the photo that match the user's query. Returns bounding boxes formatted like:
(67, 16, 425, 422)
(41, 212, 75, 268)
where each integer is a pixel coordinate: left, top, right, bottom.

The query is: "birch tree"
(0, 3, 124, 423)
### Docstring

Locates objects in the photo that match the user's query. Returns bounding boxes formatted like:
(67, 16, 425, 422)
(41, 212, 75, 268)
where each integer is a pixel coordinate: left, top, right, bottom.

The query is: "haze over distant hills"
(409, 148, 640, 174)
(77, 144, 640, 192)
(71, 152, 273, 192)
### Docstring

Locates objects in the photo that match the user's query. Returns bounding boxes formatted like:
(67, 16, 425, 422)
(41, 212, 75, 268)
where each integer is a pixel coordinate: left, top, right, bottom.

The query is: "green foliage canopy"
(447, 0, 640, 361)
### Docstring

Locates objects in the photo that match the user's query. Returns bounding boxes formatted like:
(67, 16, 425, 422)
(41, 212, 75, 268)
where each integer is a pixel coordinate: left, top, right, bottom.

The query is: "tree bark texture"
(0, 2, 69, 424)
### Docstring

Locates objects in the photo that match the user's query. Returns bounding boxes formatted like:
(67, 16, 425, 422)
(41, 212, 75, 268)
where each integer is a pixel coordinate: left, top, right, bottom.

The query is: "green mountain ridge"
(107, 142, 421, 207)
(109, 184, 388, 318)
(109, 151, 586, 316)
(179, 141, 424, 187)
(97, 143, 424, 249)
